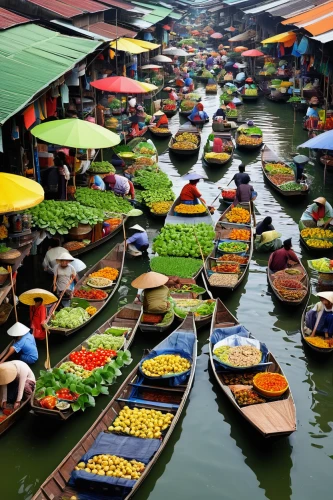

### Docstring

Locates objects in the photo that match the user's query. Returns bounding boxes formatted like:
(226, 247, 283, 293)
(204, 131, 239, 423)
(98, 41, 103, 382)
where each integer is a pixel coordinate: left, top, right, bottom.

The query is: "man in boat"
(0, 360, 35, 410)
(132, 272, 170, 314)
(104, 174, 135, 200)
(53, 253, 77, 299)
(300, 197, 333, 229)
(231, 164, 250, 187)
(180, 174, 207, 206)
(233, 176, 257, 205)
(268, 238, 300, 273)
(126, 225, 149, 257)
(305, 292, 333, 338)
(0, 322, 38, 365)
(43, 238, 67, 274)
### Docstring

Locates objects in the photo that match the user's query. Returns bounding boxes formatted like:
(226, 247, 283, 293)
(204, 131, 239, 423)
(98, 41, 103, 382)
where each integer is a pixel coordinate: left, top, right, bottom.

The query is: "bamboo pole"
(193, 230, 206, 268)
(7, 266, 18, 323)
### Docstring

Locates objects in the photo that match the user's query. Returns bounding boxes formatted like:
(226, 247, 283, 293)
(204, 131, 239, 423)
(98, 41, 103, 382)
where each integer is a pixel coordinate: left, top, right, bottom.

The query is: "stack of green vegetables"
(280, 181, 304, 191)
(50, 307, 90, 329)
(87, 334, 125, 351)
(171, 298, 216, 319)
(150, 256, 203, 278)
(26, 200, 104, 235)
(88, 162, 116, 174)
(238, 127, 262, 136)
(75, 188, 132, 214)
(152, 223, 215, 258)
(134, 170, 172, 190)
(141, 189, 175, 206)
(180, 100, 196, 111)
(287, 96, 302, 103)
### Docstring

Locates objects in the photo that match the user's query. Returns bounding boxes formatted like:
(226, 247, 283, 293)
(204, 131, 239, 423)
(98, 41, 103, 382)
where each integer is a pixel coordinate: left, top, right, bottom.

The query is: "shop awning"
(0, 24, 102, 125)
(267, 0, 329, 18)
(27, 0, 108, 16)
(122, 38, 159, 49)
(88, 22, 137, 39)
(110, 38, 148, 53)
(228, 30, 256, 42)
(0, 7, 30, 30)
(51, 20, 113, 40)
(312, 29, 333, 43)
(301, 15, 333, 35)
(128, 19, 154, 29)
(282, 1, 333, 25)
(243, 0, 290, 15)
(261, 31, 296, 44)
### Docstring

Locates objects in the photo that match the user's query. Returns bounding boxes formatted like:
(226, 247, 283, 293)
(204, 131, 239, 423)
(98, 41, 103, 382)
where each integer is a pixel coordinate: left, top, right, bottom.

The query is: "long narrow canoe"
(261, 145, 309, 198)
(46, 243, 125, 336)
(165, 196, 214, 227)
(31, 303, 142, 421)
(301, 298, 333, 354)
(267, 261, 309, 306)
(32, 315, 197, 500)
(209, 299, 297, 438)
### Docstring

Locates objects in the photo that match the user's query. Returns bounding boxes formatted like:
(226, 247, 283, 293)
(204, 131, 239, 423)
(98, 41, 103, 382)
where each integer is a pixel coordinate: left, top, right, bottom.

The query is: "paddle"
(193, 230, 206, 269)
(7, 266, 18, 323)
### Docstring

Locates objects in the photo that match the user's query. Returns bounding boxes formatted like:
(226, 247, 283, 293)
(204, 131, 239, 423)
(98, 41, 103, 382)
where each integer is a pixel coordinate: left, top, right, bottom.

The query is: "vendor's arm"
(127, 233, 139, 245)
(288, 249, 300, 263)
(128, 180, 135, 200)
(0, 346, 16, 363)
(192, 185, 206, 203)
(53, 266, 58, 291)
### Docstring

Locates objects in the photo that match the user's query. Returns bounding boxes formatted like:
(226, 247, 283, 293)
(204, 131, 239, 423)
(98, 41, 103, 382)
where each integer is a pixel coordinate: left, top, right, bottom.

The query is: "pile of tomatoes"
(55, 389, 78, 401)
(69, 347, 117, 371)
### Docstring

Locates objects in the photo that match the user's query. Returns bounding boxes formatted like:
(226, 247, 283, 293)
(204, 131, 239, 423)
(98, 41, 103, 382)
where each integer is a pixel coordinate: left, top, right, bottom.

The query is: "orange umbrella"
(234, 46, 248, 52)
(211, 51, 218, 57)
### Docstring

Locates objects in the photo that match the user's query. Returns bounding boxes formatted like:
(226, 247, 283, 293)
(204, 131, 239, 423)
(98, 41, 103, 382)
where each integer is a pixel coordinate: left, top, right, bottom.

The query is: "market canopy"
(123, 38, 160, 50)
(262, 31, 296, 44)
(298, 130, 333, 150)
(163, 48, 189, 56)
(0, 173, 44, 213)
(228, 30, 256, 42)
(110, 39, 148, 54)
(91, 76, 150, 94)
(151, 55, 173, 62)
(211, 32, 223, 39)
(31, 119, 120, 149)
(241, 49, 264, 57)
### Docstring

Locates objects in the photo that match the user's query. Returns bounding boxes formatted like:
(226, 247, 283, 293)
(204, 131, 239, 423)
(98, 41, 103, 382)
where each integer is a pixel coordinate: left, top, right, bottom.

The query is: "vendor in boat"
(300, 197, 333, 229)
(233, 177, 257, 205)
(104, 174, 135, 200)
(168, 89, 179, 101)
(152, 111, 169, 129)
(0, 322, 38, 365)
(256, 217, 275, 236)
(53, 252, 77, 298)
(231, 164, 250, 187)
(188, 103, 209, 122)
(126, 225, 149, 256)
(268, 238, 300, 273)
(180, 174, 206, 206)
(213, 107, 226, 120)
(293, 154, 309, 182)
(132, 272, 170, 314)
(0, 360, 35, 410)
(43, 238, 67, 273)
(255, 230, 282, 252)
(30, 298, 47, 341)
(305, 292, 333, 338)
(184, 77, 194, 92)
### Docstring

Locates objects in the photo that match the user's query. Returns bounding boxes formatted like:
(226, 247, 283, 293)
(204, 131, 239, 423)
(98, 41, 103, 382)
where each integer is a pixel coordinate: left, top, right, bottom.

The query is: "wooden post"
(7, 266, 18, 322)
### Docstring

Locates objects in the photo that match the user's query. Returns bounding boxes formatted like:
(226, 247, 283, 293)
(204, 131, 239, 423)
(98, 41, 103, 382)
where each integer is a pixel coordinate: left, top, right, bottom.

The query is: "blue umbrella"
(298, 130, 333, 150)
(224, 61, 235, 68)
(182, 173, 207, 181)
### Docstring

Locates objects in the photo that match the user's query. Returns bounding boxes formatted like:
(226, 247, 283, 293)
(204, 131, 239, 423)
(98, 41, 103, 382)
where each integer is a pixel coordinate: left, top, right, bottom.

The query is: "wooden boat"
(165, 196, 214, 227)
(265, 93, 289, 103)
(179, 109, 193, 116)
(31, 303, 142, 421)
(209, 299, 296, 438)
(168, 130, 201, 156)
(218, 202, 255, 228)
(187, 117, 209, 127)
(46, 243, 125, 336)
(202, 131, 235, 167)
(205, 221, 253, 295)
(261, 145, 309, 198)
(301, 298, 333, 354)
(206, 86, 218, 94)
(267, 261, 309, 306)
(32, 315, 197, 500)
(70, 215, 128, 257)
(241, 93, 259, 102)
(235, 129, 263, 151)
(139, 309, 175, 334)
(298, 222, 333, 256)
(149, 126, 172, 138)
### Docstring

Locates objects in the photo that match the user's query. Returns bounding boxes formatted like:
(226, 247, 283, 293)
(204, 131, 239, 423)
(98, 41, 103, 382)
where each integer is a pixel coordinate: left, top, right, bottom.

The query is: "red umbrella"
(211, 32, 223, 39)
(225, 26, 236, 32)
(91, 76, 148, 94)
(241, 49, 264, 57)
(163, 25, 171, 31)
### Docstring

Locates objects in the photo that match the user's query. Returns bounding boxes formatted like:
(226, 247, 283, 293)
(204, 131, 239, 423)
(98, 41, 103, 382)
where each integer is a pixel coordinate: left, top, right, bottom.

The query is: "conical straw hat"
(259, 230, 282, 245)
(316, 291, 333, 304)
(131, 272, 168, 289)
(19, 288, 58, 306)
(0, 363, 17, 385)
(313, 197, 326, 205)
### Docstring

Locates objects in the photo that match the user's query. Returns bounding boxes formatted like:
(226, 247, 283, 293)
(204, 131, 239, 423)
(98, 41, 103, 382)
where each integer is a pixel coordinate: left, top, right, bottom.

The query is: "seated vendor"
(305, 292, 333, 338)
(0, 360, 35, 410)
(188, 103, 209, 122)
(180, 175, 206, 206)
(0, 322, 38, 365)
(104, 174, 135, 200)
(126, 225, 149, 255)
(268, 238, 300, 272)
(153, 111, 169, 128)
(131, 272, 170, 314)
(256, 216, 275, 236)
(300, 197, 333, 229)
(255, 230, 282, 252)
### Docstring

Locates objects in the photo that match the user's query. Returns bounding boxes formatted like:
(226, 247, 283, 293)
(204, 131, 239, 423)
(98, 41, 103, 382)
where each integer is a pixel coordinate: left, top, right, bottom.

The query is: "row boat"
(301, 298, 333, 354)
(0, 373, 31, 436)
(149, 126, 172, 138)
(168, 130, 201, 156)
(261, 145, 309, 198)
(46, 243, 125, 337)
(165, 197, 214, 227)
(209, 299, 297, 438)
(267, 261, 309, 306)
(32, 315, 197, 500)
(31, 303, 142, 421)
(235, 129, 263, 151)
(202, 131, 235, 167)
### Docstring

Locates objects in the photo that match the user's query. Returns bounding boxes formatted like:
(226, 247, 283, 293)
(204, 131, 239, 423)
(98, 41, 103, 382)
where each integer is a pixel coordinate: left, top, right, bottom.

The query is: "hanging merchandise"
(60, 83, 69, 104)
(292, 42, 301, 58)
(11, 119, 19, 140)
(23, 105, 36, 130)
(51, 85, 59, 98)
(65, 68, 79, 86)
(46, 96, 57, 117)
(298, 37, 310, 55)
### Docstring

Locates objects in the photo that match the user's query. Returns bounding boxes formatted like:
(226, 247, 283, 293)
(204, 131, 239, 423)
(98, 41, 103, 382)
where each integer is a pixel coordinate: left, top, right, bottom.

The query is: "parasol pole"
(7, 266, 18, 323)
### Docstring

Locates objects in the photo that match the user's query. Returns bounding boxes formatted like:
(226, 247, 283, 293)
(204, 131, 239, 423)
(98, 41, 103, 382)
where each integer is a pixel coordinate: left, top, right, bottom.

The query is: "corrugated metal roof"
(143, 13, 164, 22)
(65, 0, 109, 13)
(243, 0, 290, 14)
(267, 0, 327, 17)
(0, 24, 101, 124)
(96, 0, 135, 9)
(127, 18, 153, 28)
(282, 1, 333, 24)
(169, 11, 183, 19)
(88, 22, 137, 38)
(312, 28, 333, 42)
(27, 0, 83, 17)
(0, 8, 30, 30)
(51, 19, 112, 40)
(299, 13, 333, 35)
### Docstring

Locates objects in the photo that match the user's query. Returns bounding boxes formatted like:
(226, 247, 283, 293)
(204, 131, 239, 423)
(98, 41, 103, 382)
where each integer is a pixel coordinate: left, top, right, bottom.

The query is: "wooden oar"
(7, 266, 18, 322)
(193, 230, 206, 269)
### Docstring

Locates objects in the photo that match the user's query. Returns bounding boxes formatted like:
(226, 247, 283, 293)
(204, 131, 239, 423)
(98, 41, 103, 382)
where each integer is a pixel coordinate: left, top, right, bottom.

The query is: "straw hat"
(154, 110, 165, 116)
(0, 363, 17, 385)
(56, 252, 74, 263)
(259, 230, 282, 245)
(19, 288, 57, 306)
(313, 197, 326, 205)
(7, 322, 30, 337)
(131, 272, 168, 289)
(317, 291, 333, 304)
(129, 225, 145, 232)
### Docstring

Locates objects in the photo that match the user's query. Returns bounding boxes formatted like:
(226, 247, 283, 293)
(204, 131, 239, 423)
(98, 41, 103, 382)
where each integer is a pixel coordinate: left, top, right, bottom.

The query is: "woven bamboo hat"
(131, 272, 168, 289)
(259, 230, 282, 245)
(0, 363, 17, 385)
(56, 252, 74, 263)
(7, 322, 30, 337)
(313, 197, 326, 205)
(317, 292, 333, 304)
(19, 289, 57, 306)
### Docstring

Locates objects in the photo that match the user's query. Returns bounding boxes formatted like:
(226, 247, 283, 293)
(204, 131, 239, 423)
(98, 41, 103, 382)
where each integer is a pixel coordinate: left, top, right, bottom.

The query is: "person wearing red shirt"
(180, 180, 206, 205)
(268, 238, 299, 272)
(155, 114, 169, 128)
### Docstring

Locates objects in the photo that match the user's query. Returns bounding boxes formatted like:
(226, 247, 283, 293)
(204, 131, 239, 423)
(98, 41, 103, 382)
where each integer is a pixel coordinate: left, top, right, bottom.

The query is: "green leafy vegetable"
(75, 187, 132, 214)
(152, 223, 215, 258)
(150, 256, 203, 278)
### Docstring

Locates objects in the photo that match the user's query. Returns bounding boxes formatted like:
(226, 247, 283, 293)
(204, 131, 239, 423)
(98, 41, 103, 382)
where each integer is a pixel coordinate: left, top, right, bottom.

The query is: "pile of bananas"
(142, 354, 191, 377)
(306, 239, 333, 248)
(244, 89, 258, 96)
(150, 201, 173, 214)
(301, 227, 333, 239)
(175, 133, 199, 144)
(175, 204, 207, 214)
(205, 152, 230, 162)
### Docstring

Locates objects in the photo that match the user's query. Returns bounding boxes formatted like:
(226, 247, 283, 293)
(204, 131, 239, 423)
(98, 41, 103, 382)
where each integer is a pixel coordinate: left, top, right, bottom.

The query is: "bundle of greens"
(88, 162, 116, 173)
(134, 170, 172, 190)
(141, 188, 175, 206)
(75, 188, 132, 214)
(152, 223, 215, 258)
(150, 256, 202, 278)
(50, 307, 90, 329)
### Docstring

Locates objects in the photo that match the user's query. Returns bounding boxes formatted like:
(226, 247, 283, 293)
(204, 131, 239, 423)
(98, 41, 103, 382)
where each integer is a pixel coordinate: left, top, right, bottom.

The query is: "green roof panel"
(0, 24, 101, 125)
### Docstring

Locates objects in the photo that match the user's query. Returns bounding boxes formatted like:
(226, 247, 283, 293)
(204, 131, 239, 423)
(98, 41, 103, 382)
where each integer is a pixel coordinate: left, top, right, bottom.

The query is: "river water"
(1, 85, 333, 500)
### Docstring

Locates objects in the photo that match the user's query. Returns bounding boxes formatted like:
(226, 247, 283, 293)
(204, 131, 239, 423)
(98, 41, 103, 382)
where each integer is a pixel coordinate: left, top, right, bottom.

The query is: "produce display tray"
(165, 214, 213, 226)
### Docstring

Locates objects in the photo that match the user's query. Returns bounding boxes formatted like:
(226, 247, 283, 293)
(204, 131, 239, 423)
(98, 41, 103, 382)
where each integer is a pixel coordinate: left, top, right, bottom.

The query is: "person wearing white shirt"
(0, 360, 35, 410)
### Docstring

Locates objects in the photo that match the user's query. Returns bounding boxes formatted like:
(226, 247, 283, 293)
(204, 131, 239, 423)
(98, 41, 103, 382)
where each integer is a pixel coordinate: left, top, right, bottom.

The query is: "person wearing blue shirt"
(0, 322, 38, 365)
(126, 225, 149, 256)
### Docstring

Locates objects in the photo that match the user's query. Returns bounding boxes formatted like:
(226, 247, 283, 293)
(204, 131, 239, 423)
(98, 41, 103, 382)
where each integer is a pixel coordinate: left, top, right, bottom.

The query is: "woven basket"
(0, 249, 21, 264)
(68, 224, 92, 237)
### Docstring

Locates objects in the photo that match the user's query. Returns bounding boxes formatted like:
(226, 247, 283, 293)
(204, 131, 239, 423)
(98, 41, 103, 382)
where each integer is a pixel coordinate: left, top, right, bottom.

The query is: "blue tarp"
(139, 330, 195, 386)
(70, 432, 160, 498)
(211, 325, 269, 371)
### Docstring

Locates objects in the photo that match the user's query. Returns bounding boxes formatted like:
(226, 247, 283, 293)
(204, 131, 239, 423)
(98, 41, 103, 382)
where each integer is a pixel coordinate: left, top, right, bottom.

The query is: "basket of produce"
(169, 132, 200, 154)
(73, 289, 108, 301)
(204, 152, 231, 164)
(63, 241, 86, 252)
(162, 100, 177, 116)
(304, 239, 333, 249)
(229, 228, 251, 241)
(221, 189, 236, 201)
(232, 388, 266, 407)
(218, 254, 249, 264)
(0, 248, 21, 264)
(150, 201, 173, 216)
(213, 336, 267, 371)
(150, 127, 172, 137)
(279, 181, 307, 192)
(208, 273, 239, 288)
(308, 258, 333, 273)
(253, 372, 288, 397)
(300, 228, 333, 240)
(211, 263, 240, 274)
(218, 240, 248, 255)
(206, 84, 217, 93)
(152, 223, 215, 259)
(180, 100, 196, 115)
(140, 352, 192, 379)
(172, 298, 215, 321)
(273, 269, 304, 280)
(174, 203, 208, 217)
(268, 174, 295, 186)
(68, 224, 92, 238)
(272, 278, 306, 291)
(141, 313, 164, 324)
(305, 337, 333, 349)
(133, 142, 156, 157)
(0, 266, 9, 285)
(49, 307, 90, 329)
(224, 206, 251, 224)
(87, 277, 113, 289)
(264, 162, 293, 175)
(108, 406, 174, 439)
(90, 266, 119, 281)
(0, 303, 13, 325)
(88, 161, 116, 174)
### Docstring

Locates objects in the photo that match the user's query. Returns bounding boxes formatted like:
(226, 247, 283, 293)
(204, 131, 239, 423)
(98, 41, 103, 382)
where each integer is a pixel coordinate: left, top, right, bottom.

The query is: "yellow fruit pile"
(0, 225, 8, 240)
(301, 227, 333, 239)
(306, 337, 332, 348)
(150, 127, 171, 134)
(306, 239, 333, 248)
(226, 207, 250, 224)
(90, 267, 119, 280)
(172, 141, 197, 150)
(108, 406, 174, 439)
(205, 152, 230, 162)
(237, 135, 262, 146)
(151, 201, 173, 214)
(140, 147, 154, 156)
(86, 306, 97, 316)
(175, 204, 207, 214)
(74, 454, 145, 480)
(175, 133, 199, 144)
(142, 354, 191, 377)
(206, 84, 217, 92)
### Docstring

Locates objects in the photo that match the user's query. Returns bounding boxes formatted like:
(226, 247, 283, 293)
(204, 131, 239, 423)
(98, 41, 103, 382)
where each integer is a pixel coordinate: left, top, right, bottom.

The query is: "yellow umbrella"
(261, 31, 296, 44)
(123, 38, 160, 50)
(110, 39, 148, 54)
(0, 173, 44, 214)
(19, 288, 58, 306)
(137, 81, 159, 92)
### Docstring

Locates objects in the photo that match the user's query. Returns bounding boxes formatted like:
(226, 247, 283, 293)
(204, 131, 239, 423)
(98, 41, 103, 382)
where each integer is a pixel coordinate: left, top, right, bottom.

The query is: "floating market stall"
(203, 132, 235, 166)
(179, 100, 196, 116)
(161, 99, 178, 118)
(165, 197, 214, 227)
(171, 297, 216, 329)
(261, 146, 309, 198)
(267, 263, 309, 306)
(169, 129, 201, 156)
(299, 227, 333, 256)
(301, 300, 333, 354)
(308, 257, 333, 291)
(209, 299, 296, 438)
(236, 125, 263, 150)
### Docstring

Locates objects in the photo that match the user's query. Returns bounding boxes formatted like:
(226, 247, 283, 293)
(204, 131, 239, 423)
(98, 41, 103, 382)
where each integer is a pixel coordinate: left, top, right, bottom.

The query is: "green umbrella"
(31, 119, 120, 149)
